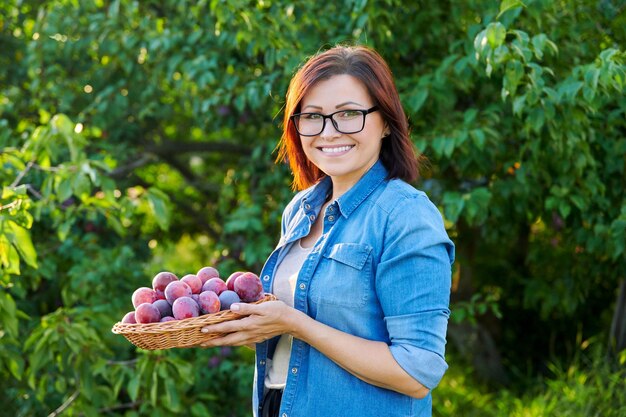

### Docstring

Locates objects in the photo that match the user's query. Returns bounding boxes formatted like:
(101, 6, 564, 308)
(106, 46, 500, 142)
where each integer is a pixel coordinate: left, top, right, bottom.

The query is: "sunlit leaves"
(146, 187, 172, 231)
(498, 0, 526, 19)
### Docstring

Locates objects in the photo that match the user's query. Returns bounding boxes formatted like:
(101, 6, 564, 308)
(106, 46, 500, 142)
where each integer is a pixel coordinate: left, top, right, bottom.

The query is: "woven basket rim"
(112, 293, 276, 336)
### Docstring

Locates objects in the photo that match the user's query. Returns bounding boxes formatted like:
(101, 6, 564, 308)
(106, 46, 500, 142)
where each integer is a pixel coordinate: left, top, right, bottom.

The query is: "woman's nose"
(320, 118, 341, 139)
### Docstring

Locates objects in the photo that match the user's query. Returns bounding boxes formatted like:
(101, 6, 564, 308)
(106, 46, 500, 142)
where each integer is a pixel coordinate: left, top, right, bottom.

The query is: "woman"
(200, 45, 454, 417)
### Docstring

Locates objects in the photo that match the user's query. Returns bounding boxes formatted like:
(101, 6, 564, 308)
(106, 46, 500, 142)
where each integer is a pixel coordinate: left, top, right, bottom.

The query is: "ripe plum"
(234, 272, 264, 302)
(164, 281, 192, 305)
(172, 296, 200, 320)
(219, 290, 241, 310)
(198, 290, 221, 314)
(135, 303, 161, 323)
(152, 271, 178, 292)
(197, 266, 220, 285)
(202, 277, 228, 295)
(181, 274, 203, 294)
(122, 311, 136, 324)
(225, 271, 245, 291)
(153, 299, 173, 318)
(132, 287, 157, 308)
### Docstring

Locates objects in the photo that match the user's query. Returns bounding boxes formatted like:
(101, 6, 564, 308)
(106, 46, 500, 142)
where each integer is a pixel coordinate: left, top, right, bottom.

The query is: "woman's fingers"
(197, 301, 291, 348)
(201, 315, 250, 335)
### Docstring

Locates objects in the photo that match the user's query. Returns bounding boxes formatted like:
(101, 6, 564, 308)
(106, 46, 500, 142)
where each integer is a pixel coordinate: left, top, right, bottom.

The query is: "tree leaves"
(146, 188, 172, 231)
(498, 0, 526, 19)
(1, 0, 626, 414)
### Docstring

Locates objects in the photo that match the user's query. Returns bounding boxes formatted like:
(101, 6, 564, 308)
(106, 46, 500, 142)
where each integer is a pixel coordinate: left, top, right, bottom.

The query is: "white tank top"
(264, 240, 312, 389)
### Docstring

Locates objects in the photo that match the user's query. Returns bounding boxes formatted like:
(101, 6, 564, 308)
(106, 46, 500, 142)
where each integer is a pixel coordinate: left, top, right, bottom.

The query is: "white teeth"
(320, 145, 353, 153)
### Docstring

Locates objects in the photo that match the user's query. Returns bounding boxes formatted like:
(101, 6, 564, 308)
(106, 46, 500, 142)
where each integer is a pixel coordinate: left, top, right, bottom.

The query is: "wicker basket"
(111, 293, 276, 350)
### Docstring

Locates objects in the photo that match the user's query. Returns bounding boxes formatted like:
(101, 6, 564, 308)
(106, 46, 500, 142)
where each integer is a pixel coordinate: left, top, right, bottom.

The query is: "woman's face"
(298, 74, 388, 193)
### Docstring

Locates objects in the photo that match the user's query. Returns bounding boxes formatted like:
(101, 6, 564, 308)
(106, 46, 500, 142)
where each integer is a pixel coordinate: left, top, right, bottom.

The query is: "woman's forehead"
(301, 74, 372, 110)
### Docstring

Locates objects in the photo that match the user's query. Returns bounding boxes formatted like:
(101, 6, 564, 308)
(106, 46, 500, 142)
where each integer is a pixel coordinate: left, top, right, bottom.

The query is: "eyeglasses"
(290, 106, 379, 137)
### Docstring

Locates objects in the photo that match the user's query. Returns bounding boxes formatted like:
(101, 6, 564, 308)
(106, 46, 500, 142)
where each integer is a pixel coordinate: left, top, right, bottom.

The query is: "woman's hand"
(198, 300, 296, 347)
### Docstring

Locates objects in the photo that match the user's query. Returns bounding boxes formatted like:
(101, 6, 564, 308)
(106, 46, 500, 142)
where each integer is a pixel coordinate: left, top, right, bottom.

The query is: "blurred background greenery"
(1, 0, 625, 416)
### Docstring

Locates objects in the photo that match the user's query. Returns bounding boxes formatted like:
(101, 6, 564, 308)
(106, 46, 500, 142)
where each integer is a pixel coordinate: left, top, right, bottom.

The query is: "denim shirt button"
(282, 414, 288, 417)
(259, 360, 265, 365)
(299, 283, 306, 290)
(304, 203, 311, 210)
(309, 214, 315, 221)
(328, 206, 334, 212)
(327, 215, 334, 222)
(263, 275, 270, 281)
(291, 367, 298, 374)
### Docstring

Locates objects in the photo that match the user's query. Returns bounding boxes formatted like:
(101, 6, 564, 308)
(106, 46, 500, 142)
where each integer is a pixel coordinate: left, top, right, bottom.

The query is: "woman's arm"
(199, 301, 429, 399)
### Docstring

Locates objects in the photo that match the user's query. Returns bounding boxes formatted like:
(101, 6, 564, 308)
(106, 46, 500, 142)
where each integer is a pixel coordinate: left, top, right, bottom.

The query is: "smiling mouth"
(318, 145, 354, 154)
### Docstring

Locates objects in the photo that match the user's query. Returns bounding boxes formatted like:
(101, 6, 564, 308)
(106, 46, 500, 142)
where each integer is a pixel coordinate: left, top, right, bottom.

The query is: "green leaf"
(470, 129, 487, 150)
(105, 213, 126, 236)
(73, 173, 92, 199)
(54, 377, 67, 393)
(463, 109, 478, 124)
(57, 220, 72, 241)
(473, 29, 489, 59)
(7, 355, 24, 380)
(0, 292, 19, 338)
(498, 0, 526, 19)
(442, 192, 465, 224)
(50, 114, 74, 137)
(465, 187, 491, 225)
(150, 368, 158, 405)
(558, 200, 571, 219)
(558, 80, 583, 102)
(408, 89, 429, 113)
(191, 403, 211, 417)
(585, 67, 600, 89)
(527, 107, 545, 133)
(10, 210, 34, 229)
(531, 34, 548, 60)
(512, 94, 526, 116)
(128, 373, 140, 402)
(108, 0, 120, 17)
(570, 194, 587, 210)
(12, 184, 28, 196)
(1, 235, 12, 271)
(57, 177, 73, 202)
(164, 378, 181, 411)
(583, 85, 596, 102)
(443, 137, 456, 158)
(504, 60, 525, 97)
(430, 136, 447, 158)
(6, 221, 38, 268)
(486, 22, 507, 49)
(146, 188, 171, 231)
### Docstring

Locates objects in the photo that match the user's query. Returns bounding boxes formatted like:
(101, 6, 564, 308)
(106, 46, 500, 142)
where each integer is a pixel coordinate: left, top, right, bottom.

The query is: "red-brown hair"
(276, 45, 420, 190)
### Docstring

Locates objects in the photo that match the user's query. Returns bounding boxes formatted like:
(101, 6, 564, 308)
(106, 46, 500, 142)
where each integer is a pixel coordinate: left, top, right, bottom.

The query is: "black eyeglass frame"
(290, 106, 380, 136)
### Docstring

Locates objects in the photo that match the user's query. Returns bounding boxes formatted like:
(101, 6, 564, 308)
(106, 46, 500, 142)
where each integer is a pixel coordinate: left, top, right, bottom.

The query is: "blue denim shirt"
(253, 160, 454, 417)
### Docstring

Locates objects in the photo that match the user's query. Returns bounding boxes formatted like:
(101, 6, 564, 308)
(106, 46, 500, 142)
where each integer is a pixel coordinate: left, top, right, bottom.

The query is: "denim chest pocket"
(310, 243, 374, 308)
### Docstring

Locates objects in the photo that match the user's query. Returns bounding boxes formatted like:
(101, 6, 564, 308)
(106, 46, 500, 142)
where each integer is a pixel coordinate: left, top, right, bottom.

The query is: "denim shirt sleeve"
(375, 193, 454, 389)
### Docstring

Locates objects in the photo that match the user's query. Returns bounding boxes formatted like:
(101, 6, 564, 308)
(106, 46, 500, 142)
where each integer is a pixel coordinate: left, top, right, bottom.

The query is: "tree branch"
(109, 154, 158, 179)
(109, 139, 251, 179)
(10, 160, 34, 188)
(47, 389, 80, 417)
(144, 139, 251, 155)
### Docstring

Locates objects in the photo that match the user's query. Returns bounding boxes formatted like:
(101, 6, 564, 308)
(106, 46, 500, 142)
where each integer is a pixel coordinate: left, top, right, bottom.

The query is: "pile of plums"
(120, 267, 264, 324)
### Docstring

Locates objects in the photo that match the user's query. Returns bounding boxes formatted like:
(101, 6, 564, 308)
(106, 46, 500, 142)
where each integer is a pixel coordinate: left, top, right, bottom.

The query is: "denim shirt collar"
(299, 160, 388, 218)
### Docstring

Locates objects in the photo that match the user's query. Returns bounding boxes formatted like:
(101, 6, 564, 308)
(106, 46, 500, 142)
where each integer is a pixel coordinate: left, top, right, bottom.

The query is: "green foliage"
(1, 0, 625, 415)
(436, 341, 626, 417)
